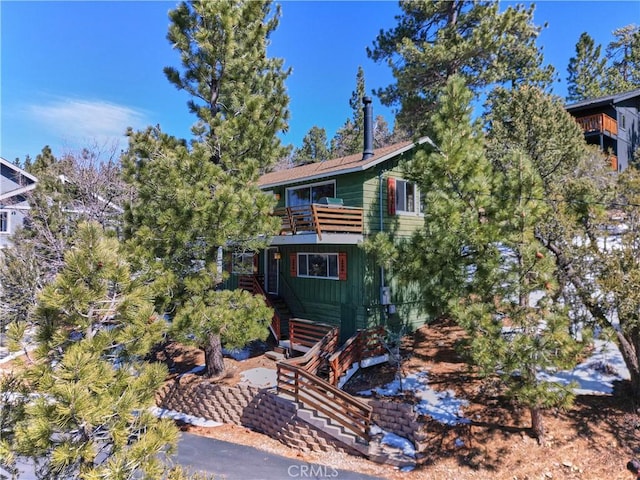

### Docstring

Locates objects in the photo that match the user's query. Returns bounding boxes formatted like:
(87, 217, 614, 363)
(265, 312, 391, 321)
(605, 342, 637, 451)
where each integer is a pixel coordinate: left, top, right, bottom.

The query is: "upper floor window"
(395, 179, 422, 214)
(286, 181, 336, 207)
(0, 212, 8, 233)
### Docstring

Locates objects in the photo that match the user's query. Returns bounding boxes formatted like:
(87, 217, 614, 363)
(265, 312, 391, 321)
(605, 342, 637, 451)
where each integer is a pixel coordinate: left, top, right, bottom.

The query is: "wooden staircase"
(276, 320, 416, 468)
(268, 295, 292, 340)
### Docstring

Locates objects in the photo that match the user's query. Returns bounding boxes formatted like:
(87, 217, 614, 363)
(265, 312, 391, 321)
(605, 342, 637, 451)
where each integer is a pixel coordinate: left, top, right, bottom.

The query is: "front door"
(265, 248, 279, 295)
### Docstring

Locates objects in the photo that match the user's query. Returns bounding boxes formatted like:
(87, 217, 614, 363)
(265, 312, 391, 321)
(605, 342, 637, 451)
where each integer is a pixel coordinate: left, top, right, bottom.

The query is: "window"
(232, 253, 255, 274)
(395, 179, 422, 214)
(286, 181, 336, 207)
(294, 252, 347, 280)
(0, 212, 8, 233)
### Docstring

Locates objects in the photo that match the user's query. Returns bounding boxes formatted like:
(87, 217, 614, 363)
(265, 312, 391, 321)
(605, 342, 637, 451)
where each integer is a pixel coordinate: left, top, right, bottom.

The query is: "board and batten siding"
(278, 244, 369, 339)
(361, 155, 424, 237)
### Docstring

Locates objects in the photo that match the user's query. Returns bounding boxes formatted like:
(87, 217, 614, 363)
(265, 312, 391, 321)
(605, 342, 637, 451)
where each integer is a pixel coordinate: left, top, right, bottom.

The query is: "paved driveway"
(1, 432, 386, 480)
(174, 432, 386, 480)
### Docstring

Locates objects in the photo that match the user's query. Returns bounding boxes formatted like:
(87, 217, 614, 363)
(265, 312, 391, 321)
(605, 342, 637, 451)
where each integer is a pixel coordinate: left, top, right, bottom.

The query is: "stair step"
(296, 407, 361, 448)
(265, 351, 286, 362)
(296, 407, 416, 467)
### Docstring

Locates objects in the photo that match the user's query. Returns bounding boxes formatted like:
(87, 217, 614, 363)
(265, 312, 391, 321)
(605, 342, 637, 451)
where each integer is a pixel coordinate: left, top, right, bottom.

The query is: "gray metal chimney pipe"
(362, 96, 373, 160)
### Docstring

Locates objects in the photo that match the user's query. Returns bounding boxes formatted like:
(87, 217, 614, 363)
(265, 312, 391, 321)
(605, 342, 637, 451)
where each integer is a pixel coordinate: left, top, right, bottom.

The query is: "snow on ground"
(178, 364, 206, 377)
(222, 347, 251, 361)
(150, 406, 223, 428)
(539, 339, 629, 395)
(239, 367, 277, 388)
(356, 337, 629, 432)
(370, 424, 416, 458)
(358, 371, 470, 426)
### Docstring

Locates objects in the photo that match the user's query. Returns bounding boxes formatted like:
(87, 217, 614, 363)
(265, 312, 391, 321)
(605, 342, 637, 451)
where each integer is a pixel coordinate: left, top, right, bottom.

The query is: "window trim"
(394, 178, 422, 215)
(0, 211, 9, 234)
(296, 252, 340, 280)
(285, 180, 336, 207)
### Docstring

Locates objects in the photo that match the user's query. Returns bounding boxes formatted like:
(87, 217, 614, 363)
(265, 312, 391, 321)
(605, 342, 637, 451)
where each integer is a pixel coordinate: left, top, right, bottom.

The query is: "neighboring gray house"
(0, 157, 37, 248)
(566, 88, 640, 172)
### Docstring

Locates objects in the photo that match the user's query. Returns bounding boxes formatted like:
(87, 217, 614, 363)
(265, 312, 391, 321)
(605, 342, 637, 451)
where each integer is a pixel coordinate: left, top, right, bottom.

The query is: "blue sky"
(1, 1, 638, 164)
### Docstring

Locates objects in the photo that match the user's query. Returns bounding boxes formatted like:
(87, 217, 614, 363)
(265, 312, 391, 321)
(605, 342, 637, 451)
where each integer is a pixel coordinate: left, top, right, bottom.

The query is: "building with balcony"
(226, 98, 435, 341)
(566, 88, 640, 171)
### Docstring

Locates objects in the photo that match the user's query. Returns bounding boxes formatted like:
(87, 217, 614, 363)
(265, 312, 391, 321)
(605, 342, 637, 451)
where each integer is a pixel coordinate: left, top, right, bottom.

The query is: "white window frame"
(232, 252, 255, 275)
(0, 211, 9, 234)
(395, 179, 422, 215)
(286, 180, 336, 207)
(297, 252, 339, 280)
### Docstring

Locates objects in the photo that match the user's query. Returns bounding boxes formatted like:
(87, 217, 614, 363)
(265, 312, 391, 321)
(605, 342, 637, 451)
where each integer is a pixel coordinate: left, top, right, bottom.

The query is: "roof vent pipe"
(362, 96, 374, 160)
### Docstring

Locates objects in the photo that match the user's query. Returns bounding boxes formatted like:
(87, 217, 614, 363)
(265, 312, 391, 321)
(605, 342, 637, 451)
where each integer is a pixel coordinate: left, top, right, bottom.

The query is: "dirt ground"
(159, 320, 640, 480)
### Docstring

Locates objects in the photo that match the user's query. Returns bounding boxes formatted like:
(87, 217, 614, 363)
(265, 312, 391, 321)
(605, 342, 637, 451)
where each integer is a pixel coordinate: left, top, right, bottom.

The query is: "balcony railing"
(273, 204, 363, 240)
(575, 113, 618, 137)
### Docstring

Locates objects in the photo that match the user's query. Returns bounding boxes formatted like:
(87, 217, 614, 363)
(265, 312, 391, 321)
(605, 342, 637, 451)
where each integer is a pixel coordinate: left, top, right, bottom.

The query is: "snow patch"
(360, 371, 469, 425)
(538, 339, 629, 395)
(178, 364, 205, 377)
(223, 347, 251, 361)
(150, 407, 222, 428)
(370, 424, 416, 458)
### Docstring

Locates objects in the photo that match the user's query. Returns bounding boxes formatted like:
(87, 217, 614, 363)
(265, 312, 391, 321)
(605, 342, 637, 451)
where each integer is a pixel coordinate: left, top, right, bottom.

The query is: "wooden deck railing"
(280, 322, 339, 375)
(328, 326, 387, 386)
(238, 275, 281, 340)
(288, 318, 336, 352)
(575, 113, 618, 136)
(277, 321, 372, 442)
(273, 204, 363, 240)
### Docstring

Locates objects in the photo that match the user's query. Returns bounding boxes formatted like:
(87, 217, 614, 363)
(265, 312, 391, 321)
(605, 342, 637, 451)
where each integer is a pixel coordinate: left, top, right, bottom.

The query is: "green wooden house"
(230, 99, 434, 342)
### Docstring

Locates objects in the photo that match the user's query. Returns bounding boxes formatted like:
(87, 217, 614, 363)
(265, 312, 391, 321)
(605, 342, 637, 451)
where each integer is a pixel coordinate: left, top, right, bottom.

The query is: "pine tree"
(479, 86, 592, 443)
(163, 0, 290, 169)
(364, 75, 496, 318)
(367, 0, 554, 134)
(330, 66, 367, 157)
(292, 126, 331, 164)
(606, 24, 640, 92)
(0, 145, 126, 337)
(367, 79, 589, 443)
(123, 0, 289, 378)
(1, 222, 176, 479)
(566, 32, 608, 102)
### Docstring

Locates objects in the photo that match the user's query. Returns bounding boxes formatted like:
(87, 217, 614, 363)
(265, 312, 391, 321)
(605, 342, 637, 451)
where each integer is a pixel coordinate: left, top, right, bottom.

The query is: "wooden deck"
(273, 204, 363, 240)
(575, 113, 618, 137)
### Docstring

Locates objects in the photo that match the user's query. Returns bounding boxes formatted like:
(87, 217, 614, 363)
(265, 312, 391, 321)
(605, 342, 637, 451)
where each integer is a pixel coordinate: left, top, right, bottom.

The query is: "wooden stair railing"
(277, 322, 373, 442)
(328, 326, 387, 386)
(277, 362, 373, 442)
(282, 320, 339, 374)
(288, 318, 335, 353)
(239, 274, 281, 341)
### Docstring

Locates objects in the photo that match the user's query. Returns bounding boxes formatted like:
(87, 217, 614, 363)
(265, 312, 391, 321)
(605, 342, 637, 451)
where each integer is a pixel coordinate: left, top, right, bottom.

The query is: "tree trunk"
(615, 330, 640, 396)
(204, 333, 225, 378)
(530, 406, 545, 445)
